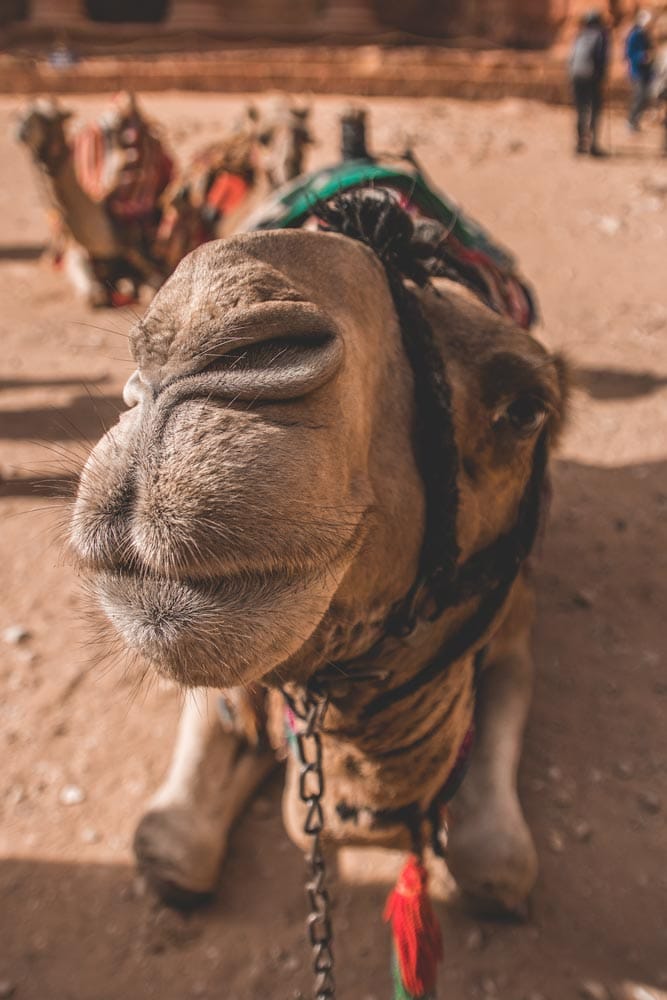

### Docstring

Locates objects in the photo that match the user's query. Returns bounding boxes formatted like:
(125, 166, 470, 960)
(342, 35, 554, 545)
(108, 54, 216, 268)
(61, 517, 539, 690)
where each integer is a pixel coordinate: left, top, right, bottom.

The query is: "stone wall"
(0, 0, 649, 48)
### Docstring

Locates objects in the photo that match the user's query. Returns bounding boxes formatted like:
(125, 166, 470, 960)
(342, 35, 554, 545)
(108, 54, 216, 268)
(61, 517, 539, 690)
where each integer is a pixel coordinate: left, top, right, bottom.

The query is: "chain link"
(291, 686, 336, 1000)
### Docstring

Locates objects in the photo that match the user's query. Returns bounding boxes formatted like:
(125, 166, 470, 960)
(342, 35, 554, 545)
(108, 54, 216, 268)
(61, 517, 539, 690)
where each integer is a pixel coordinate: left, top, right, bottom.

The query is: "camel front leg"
(134, 687, 276, 908)
(445, 575, 538, 914)
(63, 246, 108, 307)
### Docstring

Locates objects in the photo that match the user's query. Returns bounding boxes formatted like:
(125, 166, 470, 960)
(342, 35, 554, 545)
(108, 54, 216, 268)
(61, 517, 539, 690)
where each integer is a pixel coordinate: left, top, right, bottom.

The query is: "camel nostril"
(123, 370, 154, 408)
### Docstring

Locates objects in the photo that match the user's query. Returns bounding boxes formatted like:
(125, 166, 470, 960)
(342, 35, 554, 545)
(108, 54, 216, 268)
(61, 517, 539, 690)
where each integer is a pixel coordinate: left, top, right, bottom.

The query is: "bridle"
(284, 190, 550, 1000)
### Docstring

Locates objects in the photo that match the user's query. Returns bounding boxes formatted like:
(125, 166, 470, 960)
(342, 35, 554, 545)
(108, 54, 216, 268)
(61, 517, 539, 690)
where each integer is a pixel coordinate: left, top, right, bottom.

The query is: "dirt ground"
(1, 92, 666, 1000)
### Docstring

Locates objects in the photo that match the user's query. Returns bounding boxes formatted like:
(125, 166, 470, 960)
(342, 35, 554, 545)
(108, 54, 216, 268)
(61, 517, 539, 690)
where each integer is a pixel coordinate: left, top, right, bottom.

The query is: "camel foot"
(445, 797, 537, 917)
(134, 806, 227, 908)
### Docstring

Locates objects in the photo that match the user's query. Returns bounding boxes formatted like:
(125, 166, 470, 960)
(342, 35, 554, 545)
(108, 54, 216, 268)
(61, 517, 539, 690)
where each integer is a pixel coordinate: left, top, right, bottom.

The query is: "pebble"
(3, 625, 30, 645)
(597, 215, 622, 236)
(547, 765, 563, 783)
(481, 976, 498, 996)
(0, 981, 16, 999)
(554, 788, 573, 809)
(615, 984, 667, 1000)
(572, 820, 593, 843)
(81, 827, 101, 844)
(59, 784, 86, 806)
(572, 589, 594, 608)
(547, 829, 565, 854)
(465, 926, 485, 951)
(637, 791, 662, 815)
(579, 980, 610, 1000)
(6, 784, 26, 806)
(615, 760, 635, 780)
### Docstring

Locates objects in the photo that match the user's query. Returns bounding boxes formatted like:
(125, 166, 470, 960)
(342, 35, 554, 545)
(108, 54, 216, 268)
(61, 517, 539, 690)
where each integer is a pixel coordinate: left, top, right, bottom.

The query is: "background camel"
(70, 192, 568, 995)
(16, 97, 167, 306)
(154, 100, 313, 274)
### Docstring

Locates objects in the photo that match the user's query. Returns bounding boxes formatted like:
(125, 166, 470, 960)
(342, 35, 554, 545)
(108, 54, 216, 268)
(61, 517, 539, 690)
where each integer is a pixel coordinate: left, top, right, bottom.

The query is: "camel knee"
(135, 689, 275, 907)
(446, 791, 538, 914)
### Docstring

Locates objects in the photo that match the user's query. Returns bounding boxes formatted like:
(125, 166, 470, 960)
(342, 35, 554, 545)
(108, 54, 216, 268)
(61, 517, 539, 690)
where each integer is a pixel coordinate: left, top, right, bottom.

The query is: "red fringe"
(384, 855, 443, 996)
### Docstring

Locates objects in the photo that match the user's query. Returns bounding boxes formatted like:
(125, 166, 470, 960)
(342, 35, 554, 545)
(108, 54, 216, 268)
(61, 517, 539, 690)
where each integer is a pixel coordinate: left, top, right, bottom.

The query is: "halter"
(276, 188, 549, 1000)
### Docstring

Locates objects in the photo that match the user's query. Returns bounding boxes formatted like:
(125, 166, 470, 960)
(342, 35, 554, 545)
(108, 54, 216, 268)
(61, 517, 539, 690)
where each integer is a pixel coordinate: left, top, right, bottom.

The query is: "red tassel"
(384, 855, 443, 996)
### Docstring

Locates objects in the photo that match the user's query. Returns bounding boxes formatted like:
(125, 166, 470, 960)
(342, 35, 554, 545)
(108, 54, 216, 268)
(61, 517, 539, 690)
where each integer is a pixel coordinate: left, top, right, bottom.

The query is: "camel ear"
(547, 351, 571, 446)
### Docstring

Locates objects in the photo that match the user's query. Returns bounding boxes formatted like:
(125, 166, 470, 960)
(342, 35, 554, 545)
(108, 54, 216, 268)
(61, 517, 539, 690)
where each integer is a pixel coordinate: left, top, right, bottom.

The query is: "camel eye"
(497, 395, 547, 437)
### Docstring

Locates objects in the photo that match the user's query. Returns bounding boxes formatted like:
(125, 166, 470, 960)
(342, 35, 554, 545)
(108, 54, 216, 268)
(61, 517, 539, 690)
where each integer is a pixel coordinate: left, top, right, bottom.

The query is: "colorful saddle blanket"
(245, 157, 536, 330)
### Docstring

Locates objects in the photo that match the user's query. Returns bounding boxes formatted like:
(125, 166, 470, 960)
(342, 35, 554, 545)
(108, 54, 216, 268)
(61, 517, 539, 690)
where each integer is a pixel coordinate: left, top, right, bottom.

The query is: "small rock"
(637, 791, 662, 815)
(81, 827, 101, 844)
(572, 589, 594, 609)
(481, 976, 498, 996)
(547, 765, 563, 783)
(283, 955, 301, 972)
(579, 980, 609, 1000)
(590, 768, 604, 784)
(597, 215, 622, 236)
(615, 984, 667, 1000)
(572, 820, 593, 843)
(615, 761, 635, 780)
(190, 984, 207, 998)
(6, 784, 26, 806)
(3, 625, 30, 645)
(59, 784, 86, 806)
(554, 788, 573, 809)
(465, 926, 485, 951)
(525, 993, 548, 1000)
(547, 830, 565, 854)
(0, 981, 16, 999)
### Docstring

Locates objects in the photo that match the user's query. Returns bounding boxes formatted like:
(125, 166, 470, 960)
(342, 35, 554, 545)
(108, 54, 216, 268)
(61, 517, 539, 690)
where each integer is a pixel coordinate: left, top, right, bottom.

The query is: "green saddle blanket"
(245, 156, 536, 330)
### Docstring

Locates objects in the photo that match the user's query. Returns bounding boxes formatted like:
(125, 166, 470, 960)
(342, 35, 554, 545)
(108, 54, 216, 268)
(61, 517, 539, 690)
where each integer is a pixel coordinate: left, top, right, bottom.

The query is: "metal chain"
(292, 685, 336, 1000)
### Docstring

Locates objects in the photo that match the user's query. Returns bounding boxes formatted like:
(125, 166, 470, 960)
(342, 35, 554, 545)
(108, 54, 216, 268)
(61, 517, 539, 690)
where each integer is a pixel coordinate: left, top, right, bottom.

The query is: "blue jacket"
(625, 26, 652, 81)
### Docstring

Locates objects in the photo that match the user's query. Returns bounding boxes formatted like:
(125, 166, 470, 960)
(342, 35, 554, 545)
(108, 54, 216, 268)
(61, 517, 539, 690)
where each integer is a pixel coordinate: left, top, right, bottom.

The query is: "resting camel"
(154, 101, 312, 274)
(71, 192, 567, 997)
(17, 98, 163, 306)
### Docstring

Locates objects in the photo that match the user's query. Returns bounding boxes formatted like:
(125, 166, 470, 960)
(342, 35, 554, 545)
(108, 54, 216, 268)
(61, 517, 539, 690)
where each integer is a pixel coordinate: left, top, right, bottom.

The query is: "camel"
(71, 190, 567, 995)
(154, 100, 313, 273)
(17, 98, 164, 306)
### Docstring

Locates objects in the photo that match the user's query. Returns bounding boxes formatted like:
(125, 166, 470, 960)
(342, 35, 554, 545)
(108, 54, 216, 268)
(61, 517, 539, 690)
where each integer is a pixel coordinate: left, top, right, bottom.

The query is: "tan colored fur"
(72, 229, 567, 911)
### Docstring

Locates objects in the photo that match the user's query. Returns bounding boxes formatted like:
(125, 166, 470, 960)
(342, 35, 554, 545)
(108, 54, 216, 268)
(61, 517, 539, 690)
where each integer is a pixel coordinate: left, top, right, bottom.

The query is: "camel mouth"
(92, 564, 328, 686)
(88, 515, 370, 686)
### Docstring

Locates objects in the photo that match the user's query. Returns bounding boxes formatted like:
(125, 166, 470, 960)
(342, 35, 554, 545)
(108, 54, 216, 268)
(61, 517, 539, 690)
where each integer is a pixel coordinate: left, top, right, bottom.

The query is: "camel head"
(255, 100, 313, 189)
(16, 98, 73, 170)
(71, 194, 566, 689)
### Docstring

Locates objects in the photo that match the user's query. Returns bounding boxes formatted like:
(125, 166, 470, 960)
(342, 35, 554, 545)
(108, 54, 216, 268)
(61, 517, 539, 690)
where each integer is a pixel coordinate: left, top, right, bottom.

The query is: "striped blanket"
(73, 114, 173, 224)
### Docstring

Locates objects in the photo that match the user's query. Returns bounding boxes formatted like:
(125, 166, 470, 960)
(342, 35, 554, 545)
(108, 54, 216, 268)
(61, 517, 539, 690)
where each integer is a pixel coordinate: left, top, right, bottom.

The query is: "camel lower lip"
(90, 565, 330, 686)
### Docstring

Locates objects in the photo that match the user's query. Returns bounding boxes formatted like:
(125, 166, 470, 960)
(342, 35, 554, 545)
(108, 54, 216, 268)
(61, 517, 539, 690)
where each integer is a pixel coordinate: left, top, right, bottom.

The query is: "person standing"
(625, 10, 654, 131)
(569, 10, 610, 156)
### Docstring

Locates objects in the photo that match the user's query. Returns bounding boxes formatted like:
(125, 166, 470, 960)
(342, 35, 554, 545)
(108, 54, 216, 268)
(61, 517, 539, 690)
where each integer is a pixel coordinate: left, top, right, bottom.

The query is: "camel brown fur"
(71, 218, 567, 924)
(154, 101, 312, 273)
(17, 98, 165, 306)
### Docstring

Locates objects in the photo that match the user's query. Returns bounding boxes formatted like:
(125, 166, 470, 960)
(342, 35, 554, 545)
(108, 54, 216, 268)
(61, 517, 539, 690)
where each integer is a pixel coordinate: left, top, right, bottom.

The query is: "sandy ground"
(1, 92, 666, 1000)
